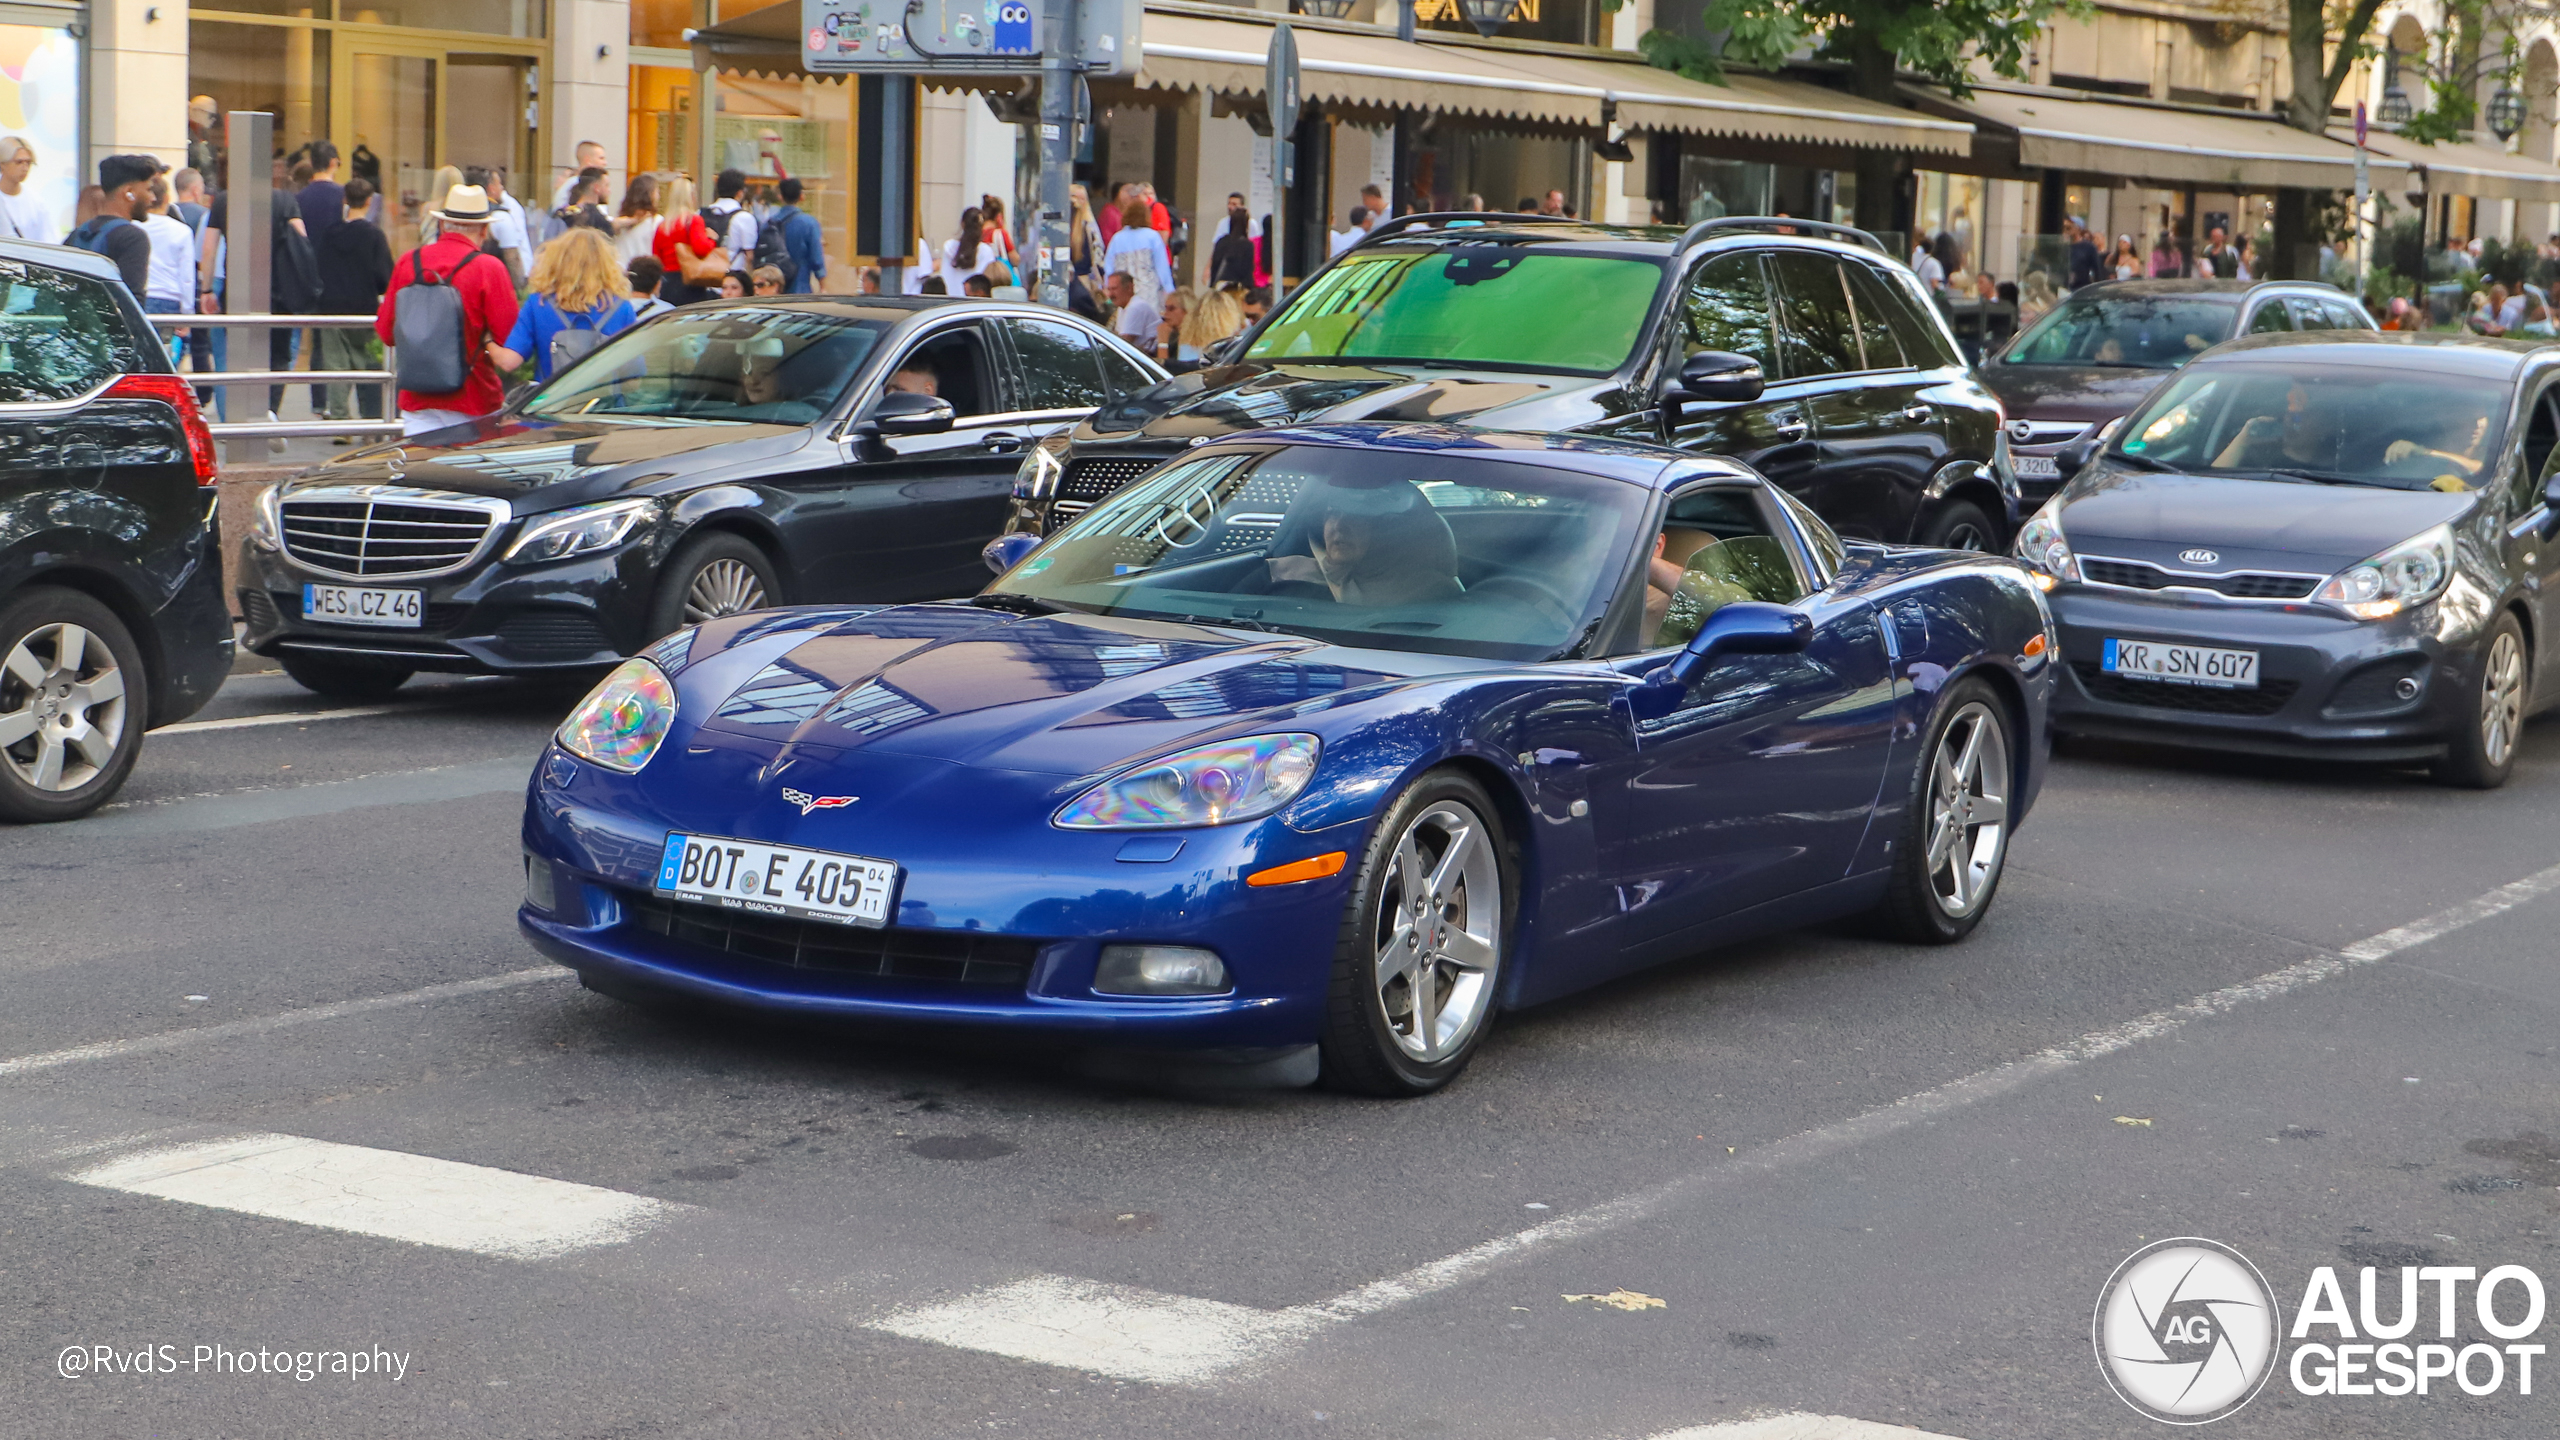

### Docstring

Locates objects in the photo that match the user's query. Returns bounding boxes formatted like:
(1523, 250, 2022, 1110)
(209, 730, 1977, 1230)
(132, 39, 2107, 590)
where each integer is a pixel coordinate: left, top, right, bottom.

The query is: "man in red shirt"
(375, 183, 520, 436)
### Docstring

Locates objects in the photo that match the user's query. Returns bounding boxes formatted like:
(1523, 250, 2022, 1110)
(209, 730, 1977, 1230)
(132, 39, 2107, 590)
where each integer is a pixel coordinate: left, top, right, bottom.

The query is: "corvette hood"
(685, 605, 1446, 779)
(276, 415, 808, 510)
(1080, 361, 1607, 448)
(2059, 467, 2476, 573)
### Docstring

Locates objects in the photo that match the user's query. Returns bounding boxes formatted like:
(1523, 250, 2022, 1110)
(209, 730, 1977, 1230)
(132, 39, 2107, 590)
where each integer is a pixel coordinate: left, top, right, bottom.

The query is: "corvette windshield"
(1245, 248, 1664, 374)
(988, 443, 1650, 660)
(2112, 360, 2511, 491)
(2001, 295, 2236, 369)
(521, 309, 885, 425)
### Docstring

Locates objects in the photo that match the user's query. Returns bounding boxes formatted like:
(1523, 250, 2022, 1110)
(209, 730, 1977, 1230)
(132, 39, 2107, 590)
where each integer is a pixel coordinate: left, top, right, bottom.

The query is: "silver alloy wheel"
(1371, 799, 1502, 1063)
(1924, 700, 2011, 918)
(1943, 519, 1992, 552)
(682, 558, 768, 624)
(2481, 628, 2526, 769)
(0, 622, 127, 793)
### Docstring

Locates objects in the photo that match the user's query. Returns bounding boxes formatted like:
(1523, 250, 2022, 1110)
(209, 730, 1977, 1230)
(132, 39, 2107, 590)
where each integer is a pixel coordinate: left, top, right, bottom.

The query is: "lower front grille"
(240, 589, 280, 629)
(2079, 556, 2320, 601)
(624, 891, 1040, 988)
(493, 610, 616, 661)
(2072, 662, 2299, 716)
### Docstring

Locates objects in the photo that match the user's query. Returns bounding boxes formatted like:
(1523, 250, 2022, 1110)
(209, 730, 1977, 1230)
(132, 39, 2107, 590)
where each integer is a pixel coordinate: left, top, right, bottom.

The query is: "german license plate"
(2102, 637, 2259, 689)
(655, 833, 899, 928)
(2013, 454, 2061, 478)
(302, 583, 422, 628)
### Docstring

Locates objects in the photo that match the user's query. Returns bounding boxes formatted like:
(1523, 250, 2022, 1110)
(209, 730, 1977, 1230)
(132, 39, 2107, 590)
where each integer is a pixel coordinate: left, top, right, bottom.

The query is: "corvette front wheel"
(1319, 771, 1512, 1097)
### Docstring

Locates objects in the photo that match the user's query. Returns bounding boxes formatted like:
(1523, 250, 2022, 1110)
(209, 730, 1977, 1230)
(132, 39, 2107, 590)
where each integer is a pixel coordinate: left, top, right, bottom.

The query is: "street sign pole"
(1037, 0, 1076, 308)
(2353, 101, 2371, 298)
(1267, 23, 1299, 306)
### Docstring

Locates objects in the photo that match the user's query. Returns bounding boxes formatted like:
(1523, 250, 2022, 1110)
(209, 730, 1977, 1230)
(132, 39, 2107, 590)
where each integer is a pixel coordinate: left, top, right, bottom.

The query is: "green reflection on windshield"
(1245, 250, 1663, 373)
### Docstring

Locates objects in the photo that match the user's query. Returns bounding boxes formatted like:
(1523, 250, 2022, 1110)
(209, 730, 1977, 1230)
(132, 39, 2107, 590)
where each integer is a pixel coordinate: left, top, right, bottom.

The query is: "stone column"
(552, 0, 634, 196)
(89, 0, 192, 173)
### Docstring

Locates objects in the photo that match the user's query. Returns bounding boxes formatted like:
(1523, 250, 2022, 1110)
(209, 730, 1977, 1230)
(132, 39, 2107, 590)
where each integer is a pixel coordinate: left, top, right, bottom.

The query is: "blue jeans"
(143, 297, 186, 364)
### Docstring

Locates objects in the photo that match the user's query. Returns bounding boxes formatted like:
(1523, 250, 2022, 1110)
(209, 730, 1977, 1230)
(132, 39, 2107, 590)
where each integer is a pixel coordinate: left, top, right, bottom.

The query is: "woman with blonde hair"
(1177, 286, 1244, 367)
(488, 227, 637, 383)
(649, 175, 727, 305)
(1066, 183, 1106, 318)
(417, 163, 464, 243)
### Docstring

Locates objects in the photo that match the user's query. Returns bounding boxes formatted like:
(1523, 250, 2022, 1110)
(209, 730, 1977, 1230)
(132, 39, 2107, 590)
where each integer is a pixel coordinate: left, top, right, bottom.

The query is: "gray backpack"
(548, 302, 608, 376)
(392, 248, 492, 394)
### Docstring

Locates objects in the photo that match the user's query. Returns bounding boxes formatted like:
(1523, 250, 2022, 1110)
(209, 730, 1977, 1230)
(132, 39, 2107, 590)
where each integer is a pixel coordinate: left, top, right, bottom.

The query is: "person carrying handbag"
(650, 176, 729, 305)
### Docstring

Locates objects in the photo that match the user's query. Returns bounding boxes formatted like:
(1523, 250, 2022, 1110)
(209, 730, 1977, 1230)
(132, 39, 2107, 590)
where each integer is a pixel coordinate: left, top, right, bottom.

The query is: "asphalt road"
(5, 645, 2559, 1440)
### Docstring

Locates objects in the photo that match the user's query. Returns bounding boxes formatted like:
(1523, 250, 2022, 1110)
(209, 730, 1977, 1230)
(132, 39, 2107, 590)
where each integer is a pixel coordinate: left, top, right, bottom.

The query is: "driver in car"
(885, 362, 939, 398)
(2211, 382, 2342, 471)
(1266, 484, 1464, 608)
(2383, 404, 2494, 488)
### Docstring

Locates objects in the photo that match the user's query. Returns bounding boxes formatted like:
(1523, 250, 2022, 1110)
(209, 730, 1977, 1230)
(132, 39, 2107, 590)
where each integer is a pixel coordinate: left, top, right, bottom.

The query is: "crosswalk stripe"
(870, 1276, 1316, 1387)
(65, 1133, 687, 1261)
(1649, 1417, 1973, 1440)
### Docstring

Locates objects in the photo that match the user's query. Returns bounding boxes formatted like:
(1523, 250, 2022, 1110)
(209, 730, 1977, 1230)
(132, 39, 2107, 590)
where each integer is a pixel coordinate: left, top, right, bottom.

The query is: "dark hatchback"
(1983, 279, 2375, 505)
(2014, 332, 2556, 786)
(1004, 215, 2018, 555)
(236, 297, 1163, 696)
(0, 239, 232, 821)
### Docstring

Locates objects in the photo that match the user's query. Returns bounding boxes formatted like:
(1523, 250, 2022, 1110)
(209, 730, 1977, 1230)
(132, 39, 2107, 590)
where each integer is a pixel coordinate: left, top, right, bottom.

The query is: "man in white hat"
(373, 182, 520, 436)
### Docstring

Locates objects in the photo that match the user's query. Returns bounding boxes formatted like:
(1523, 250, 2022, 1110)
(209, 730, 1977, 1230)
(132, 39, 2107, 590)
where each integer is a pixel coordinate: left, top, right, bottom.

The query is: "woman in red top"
(650, 176, 726, 305)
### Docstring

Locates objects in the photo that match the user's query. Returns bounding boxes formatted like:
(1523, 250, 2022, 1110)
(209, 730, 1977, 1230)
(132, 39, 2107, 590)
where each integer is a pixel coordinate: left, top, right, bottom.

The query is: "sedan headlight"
(1055, 734, 1321, 829)
(248, 484, 283, 551)
(556, 657, 678, 772)
(2314, 523, 2454, 620)
(505, 497, 657, 564)
(2013, 498, 2077, 591)
(1014, 442, 1064, 501)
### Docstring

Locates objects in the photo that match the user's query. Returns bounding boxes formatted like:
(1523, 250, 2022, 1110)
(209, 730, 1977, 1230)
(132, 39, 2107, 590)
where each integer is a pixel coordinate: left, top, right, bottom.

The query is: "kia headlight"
(2315, 523, 2454, 620)
(1014, 441, 1064, 501)
(557, 657, 678, 772)
(1055, 734, 1321, 829)
(248, 484, 284, 552)
(505, 497, 657, 564)
(2013, 498, 2078, 591)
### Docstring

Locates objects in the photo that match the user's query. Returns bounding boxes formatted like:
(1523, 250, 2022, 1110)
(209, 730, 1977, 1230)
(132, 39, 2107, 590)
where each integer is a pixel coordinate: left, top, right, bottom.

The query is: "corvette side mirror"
(982, 532, 1040, 574)
(858, 390, 954, 437)
(1628, 603, 1813, 720)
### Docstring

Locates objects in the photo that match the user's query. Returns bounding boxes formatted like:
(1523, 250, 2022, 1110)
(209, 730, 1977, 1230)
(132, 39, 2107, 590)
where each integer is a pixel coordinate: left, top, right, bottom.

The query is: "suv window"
(1004, 317, 1106, 411)
(1096, 337, 1158, 398)
(0, 258, 152, 404)
(1841, 262, 1909, 370)
(1874, 268, 1960, 369)
(2245, 301, 2294, 334)
(1766, 252, 1860, 378)
(1683, 252, 1777, 372)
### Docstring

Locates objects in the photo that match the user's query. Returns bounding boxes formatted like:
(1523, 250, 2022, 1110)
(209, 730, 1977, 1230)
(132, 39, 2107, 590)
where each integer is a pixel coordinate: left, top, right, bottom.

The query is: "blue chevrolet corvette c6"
(519, 423, 2057, 1095)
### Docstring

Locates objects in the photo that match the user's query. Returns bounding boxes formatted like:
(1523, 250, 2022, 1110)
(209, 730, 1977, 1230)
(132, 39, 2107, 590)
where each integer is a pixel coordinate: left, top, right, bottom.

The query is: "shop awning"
(1495, 52, 1971, 155)
(1933, 86, 2415, 191)
(1136, 12, 1602, 126)
(2336, 129, 2560, 203)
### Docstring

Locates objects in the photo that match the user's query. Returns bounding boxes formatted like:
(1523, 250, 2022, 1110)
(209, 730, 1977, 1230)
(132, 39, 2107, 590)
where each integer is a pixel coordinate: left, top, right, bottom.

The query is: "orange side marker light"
(1247, 851, 1348, 887)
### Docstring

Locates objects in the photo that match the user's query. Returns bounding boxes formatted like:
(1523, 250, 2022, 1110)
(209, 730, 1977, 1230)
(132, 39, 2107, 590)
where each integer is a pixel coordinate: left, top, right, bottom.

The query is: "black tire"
(648, 531, 781, 641)
(1319, 770, 1514, 1097)
(278, 650, 415, 700)
(0, 586, 149, 823)
(1869, 678, 2016, 944)
(1916, 498, 1999, 553)
(2432, 611, 2526, 790)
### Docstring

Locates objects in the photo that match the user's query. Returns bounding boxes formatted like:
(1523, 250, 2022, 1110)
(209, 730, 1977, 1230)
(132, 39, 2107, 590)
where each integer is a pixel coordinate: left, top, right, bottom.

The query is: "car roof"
(2063, 278, 2338, 300)
(1343, 214, 1890, 264)
(670, 294, 1104, 327)
(0, 236, 123, 286)
(1191, 421, 1753, 491)
(2208, 329, 2549, 374)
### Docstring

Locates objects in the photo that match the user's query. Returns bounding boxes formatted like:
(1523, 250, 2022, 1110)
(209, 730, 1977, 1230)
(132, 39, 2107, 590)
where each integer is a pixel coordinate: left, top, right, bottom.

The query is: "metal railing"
(148, 312, 404, 443)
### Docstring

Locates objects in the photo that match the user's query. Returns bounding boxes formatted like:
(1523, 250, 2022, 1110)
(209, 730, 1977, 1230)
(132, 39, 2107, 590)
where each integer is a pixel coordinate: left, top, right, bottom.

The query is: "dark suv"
(1002, 215, 2016, 553)
(1982, 278, 2376, 505)
(0, 239, 233, 821)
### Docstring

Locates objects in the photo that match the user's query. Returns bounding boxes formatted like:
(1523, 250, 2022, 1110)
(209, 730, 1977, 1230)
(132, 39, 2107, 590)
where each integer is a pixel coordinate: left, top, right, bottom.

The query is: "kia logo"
(2179, 548, 2220, 566)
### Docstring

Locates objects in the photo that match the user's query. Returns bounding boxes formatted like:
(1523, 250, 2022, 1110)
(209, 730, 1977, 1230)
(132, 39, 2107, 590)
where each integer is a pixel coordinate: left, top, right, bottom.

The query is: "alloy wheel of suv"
(0, 588, 147, 822)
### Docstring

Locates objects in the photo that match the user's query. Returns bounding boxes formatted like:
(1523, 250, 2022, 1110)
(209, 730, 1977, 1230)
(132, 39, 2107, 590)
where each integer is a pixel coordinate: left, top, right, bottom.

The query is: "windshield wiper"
(968, 592, 1061, 615)
(2106, 450, 2175, 471)
(2251, 467, 2362, 486)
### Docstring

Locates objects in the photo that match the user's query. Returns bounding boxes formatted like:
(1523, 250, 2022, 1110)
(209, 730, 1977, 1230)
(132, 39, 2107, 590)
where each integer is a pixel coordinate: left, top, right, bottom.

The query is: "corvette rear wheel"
(1870, 679, 2013, 944)
(1320, 771, 1511, 1097)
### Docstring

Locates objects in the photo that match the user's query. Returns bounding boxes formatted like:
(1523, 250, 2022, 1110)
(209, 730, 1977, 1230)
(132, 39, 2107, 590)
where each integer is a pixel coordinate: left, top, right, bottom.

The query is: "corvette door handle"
(980, 431, 1026, 453)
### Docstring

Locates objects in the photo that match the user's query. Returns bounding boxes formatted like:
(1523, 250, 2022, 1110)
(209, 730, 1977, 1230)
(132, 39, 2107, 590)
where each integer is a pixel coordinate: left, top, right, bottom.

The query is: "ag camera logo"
(2094, 1238, 2281, 1424)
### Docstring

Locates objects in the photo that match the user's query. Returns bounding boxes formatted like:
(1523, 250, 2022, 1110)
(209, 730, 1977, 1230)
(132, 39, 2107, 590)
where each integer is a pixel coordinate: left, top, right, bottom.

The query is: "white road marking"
(0, 967, 569, 1079)
(153, 702, 457, 734)
(872, 1276, 1317, 1387)
(66, 1133, 684, 1260)
(1650, 1416, 1973, 1440)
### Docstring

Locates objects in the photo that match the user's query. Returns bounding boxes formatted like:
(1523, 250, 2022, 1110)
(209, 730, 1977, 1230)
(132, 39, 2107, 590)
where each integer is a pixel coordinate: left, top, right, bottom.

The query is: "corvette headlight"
(505, 497, 657, 564)
(2315, 523, 2454, 620)
(556, 657, 678, 772)
(2013, 498, 2077, 591)
(1055, 734, 1321, 829)
(1014, 442, 1064, 501)
(249, 484, 283, 551)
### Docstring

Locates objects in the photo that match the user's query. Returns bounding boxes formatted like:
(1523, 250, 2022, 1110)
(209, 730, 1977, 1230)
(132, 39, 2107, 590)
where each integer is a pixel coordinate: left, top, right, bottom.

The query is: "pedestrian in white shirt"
(139, 175, 199, 360)
(466, 165, 532, 288)
(552, 141, 613, 211)
(1329, 205, 1369, 258)
(706, 168, 758, 279)
(943, 205, 1005, 294)
(0, 137, 59, 243)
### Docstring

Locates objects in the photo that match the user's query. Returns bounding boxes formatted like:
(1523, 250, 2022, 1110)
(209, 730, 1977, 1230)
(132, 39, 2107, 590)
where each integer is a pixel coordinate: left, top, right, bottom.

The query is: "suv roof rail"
(1680, 217, 1888, 255)
(1357, 212, 1585, 247)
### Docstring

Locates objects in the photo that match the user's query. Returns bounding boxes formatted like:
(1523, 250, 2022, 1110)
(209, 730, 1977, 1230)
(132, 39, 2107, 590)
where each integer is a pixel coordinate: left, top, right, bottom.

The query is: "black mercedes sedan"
(2014, 331, 2556, 786)
(237, 297, 1163, 696)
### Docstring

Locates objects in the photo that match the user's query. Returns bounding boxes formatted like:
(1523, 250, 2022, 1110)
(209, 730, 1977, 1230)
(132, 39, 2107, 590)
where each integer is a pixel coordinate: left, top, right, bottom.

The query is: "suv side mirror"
(859, 390, 955, 437)
(1661, 350, 1765, 429)
(1627, 602, 1812, 720)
